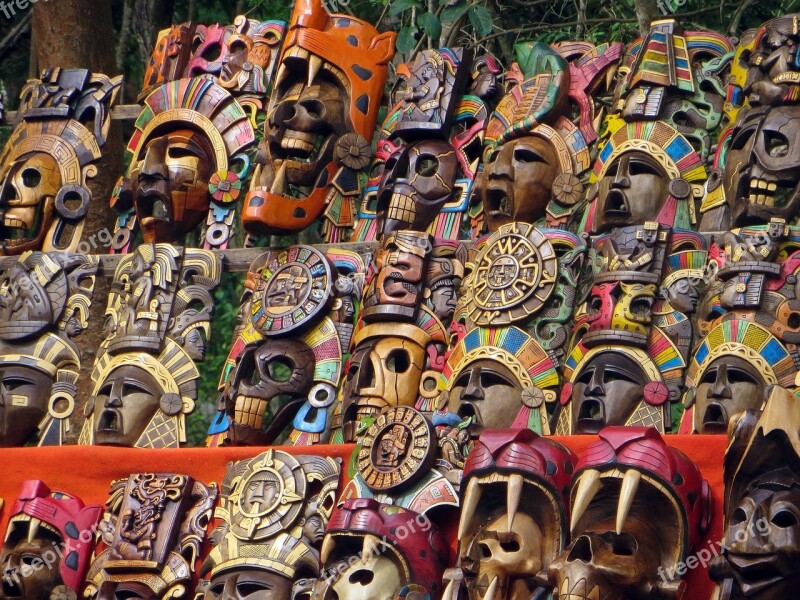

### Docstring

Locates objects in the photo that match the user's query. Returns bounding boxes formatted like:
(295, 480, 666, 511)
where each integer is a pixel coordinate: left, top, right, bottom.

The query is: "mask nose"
(610, 155, 631, 189)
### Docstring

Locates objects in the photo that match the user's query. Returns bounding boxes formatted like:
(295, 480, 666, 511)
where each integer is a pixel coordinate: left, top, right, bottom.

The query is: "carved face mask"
(204, 570, 293, 600)
(547, 516, 663, 600)
(665, 277, 700, 314)
(461, 511, 543, 600)
(376, 140, 458, 237)
(186, 24, 230, 78)
(693, 356, 767, 434)
(570, 352, 648, 434)
(595, 152, 670, 233)
(447, 359, 522, 430)
(724, 105, 800, 225)
(131, 130, 215, 243)
(0, 365, 52, 447)
(341, 336, 426, 430)
(0, 528, 62, 600)
(251, 77, 346, 231)
(90, 364, 162, 446)
(479, 137, 561, 232)
(0, 153, 61, 253)
(229, 339, 316, 443)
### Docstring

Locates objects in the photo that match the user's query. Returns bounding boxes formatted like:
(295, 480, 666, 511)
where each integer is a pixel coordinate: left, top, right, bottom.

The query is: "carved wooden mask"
(1, 480, 102, 600)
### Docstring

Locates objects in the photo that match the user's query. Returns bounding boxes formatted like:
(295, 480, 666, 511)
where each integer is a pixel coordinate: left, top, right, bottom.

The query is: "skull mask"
(131, 130, 216, 243)
(0, 153, 61, 253)
(477, 136, 561, 232)
(724, 105, 800, 225)
(461, 512, 543, 600)
(228, 339, 316, 444)
(547, 517, 664, 600)
(376, 140, 459, 237)
(340, 336, 427, 440)
(595, 152, 672, 233)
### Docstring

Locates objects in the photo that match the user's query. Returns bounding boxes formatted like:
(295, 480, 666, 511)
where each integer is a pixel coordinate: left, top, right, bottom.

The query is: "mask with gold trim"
(0, 69, 121, 255)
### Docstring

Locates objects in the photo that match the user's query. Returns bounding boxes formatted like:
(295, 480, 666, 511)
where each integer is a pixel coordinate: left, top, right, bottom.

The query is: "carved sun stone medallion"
(467, 222, 558, 326)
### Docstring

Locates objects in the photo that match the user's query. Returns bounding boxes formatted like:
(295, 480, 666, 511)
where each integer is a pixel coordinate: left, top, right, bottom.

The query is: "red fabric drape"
(0, 435, 727, 599)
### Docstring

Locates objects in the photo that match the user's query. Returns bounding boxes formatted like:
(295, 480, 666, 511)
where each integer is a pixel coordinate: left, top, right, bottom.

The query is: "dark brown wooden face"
(725, 105, 800, 225)
(375, 140, 459, 237)
(479, 137, 561, 232)
(0, 528, 63, 600)
(595, 151, 671, 233)
(693, 356, 767, 434)
(131, 129, 215, 243)
(205, 570, 293, 600)
(570, 352, 649, 434)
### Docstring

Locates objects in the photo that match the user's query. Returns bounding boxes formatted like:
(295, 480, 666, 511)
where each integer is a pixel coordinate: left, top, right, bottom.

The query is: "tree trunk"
(634, 0, 659, 36)
(32, 0, 123, 442)
(132, 0, 176, 70)
(116, 0, 134, 78)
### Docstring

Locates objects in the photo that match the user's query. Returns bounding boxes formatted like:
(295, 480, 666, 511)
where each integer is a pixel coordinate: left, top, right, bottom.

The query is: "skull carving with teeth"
(1, 481, 102, 600)
(446, 430, 576, 600)
(722, 105, 800, 226)
(376, 140, 459, 238)
(242, 0, 396, 240)
(546, 427, 710, 600)
(313, 499, 448, 600)
(0, 69, 121, 255)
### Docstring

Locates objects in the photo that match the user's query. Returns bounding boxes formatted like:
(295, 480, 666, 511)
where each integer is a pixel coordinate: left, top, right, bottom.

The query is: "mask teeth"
(571, 469, 601, 533)
(320, 534, 335, 563)
(270, 162, 287, 195)
(458, 477, 482, 539)
(616, 469, 641, 535)
(483, 575, 500, 600)
(307, 55, 324, 88)
(507, 473, 523, 534)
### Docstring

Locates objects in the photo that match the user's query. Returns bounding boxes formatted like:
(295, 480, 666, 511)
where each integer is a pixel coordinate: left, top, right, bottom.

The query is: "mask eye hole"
(500, 538, 521, 553)
(386, 349, 411, 373)
(726, 368, 758, 384)
(628, 159, 660, 176)
(772, 509, 798, 528)
(168, 146, 199, 160)
(21, 168, 41, 188)
(265, 357, 294, 382)
(202, 43, 222, 62)
(765, 130, 790, 158)
(513, 147, 543, 163)
(415, 155, 439, 176)
(301, 99, 326, 120)
(731, 128, 755, 150)
(732, 507, 748, 524)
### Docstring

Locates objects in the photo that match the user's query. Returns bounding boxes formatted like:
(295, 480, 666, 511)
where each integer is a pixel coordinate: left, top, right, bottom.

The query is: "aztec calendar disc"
(357, 406, 436, 493)
(250, 245, 334, 336)
(467, 222, 558, 326)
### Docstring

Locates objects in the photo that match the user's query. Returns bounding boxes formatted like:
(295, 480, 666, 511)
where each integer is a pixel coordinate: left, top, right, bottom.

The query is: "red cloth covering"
(0, 436, 726, 599)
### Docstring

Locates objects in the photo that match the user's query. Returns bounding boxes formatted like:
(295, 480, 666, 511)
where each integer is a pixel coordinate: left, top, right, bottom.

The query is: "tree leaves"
(418, 11, 442, 39)
(396, 25, 419, 53)
(389, 0, 421, 17)
(468, 4, 493, 37)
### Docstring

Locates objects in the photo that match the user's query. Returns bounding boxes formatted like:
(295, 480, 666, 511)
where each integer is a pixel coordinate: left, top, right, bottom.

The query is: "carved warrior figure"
(444, 429, 577, 600)
(546, 427, 711, 600)
(197, 450, 340, 598)
(441, 223, 586, 435)
(682, 221, 800, 433)
(80, 244, 221, 448)
(0, 251, 98, 447)
(85, 473, 217, 600)
(709, 385, 800, 599)
(335, 231, 464, 442)
(0, 68, 121, 255)
(701, 15, 800, 230)
(311, 498, 449, 599)
(207, 245, 364, 447)
(242, 0, 396, 243)
(582, 20, 732, 234)
(469, 39, 625, 234)
(556, 223, 707, 434)
(0, 480, 102, 600)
